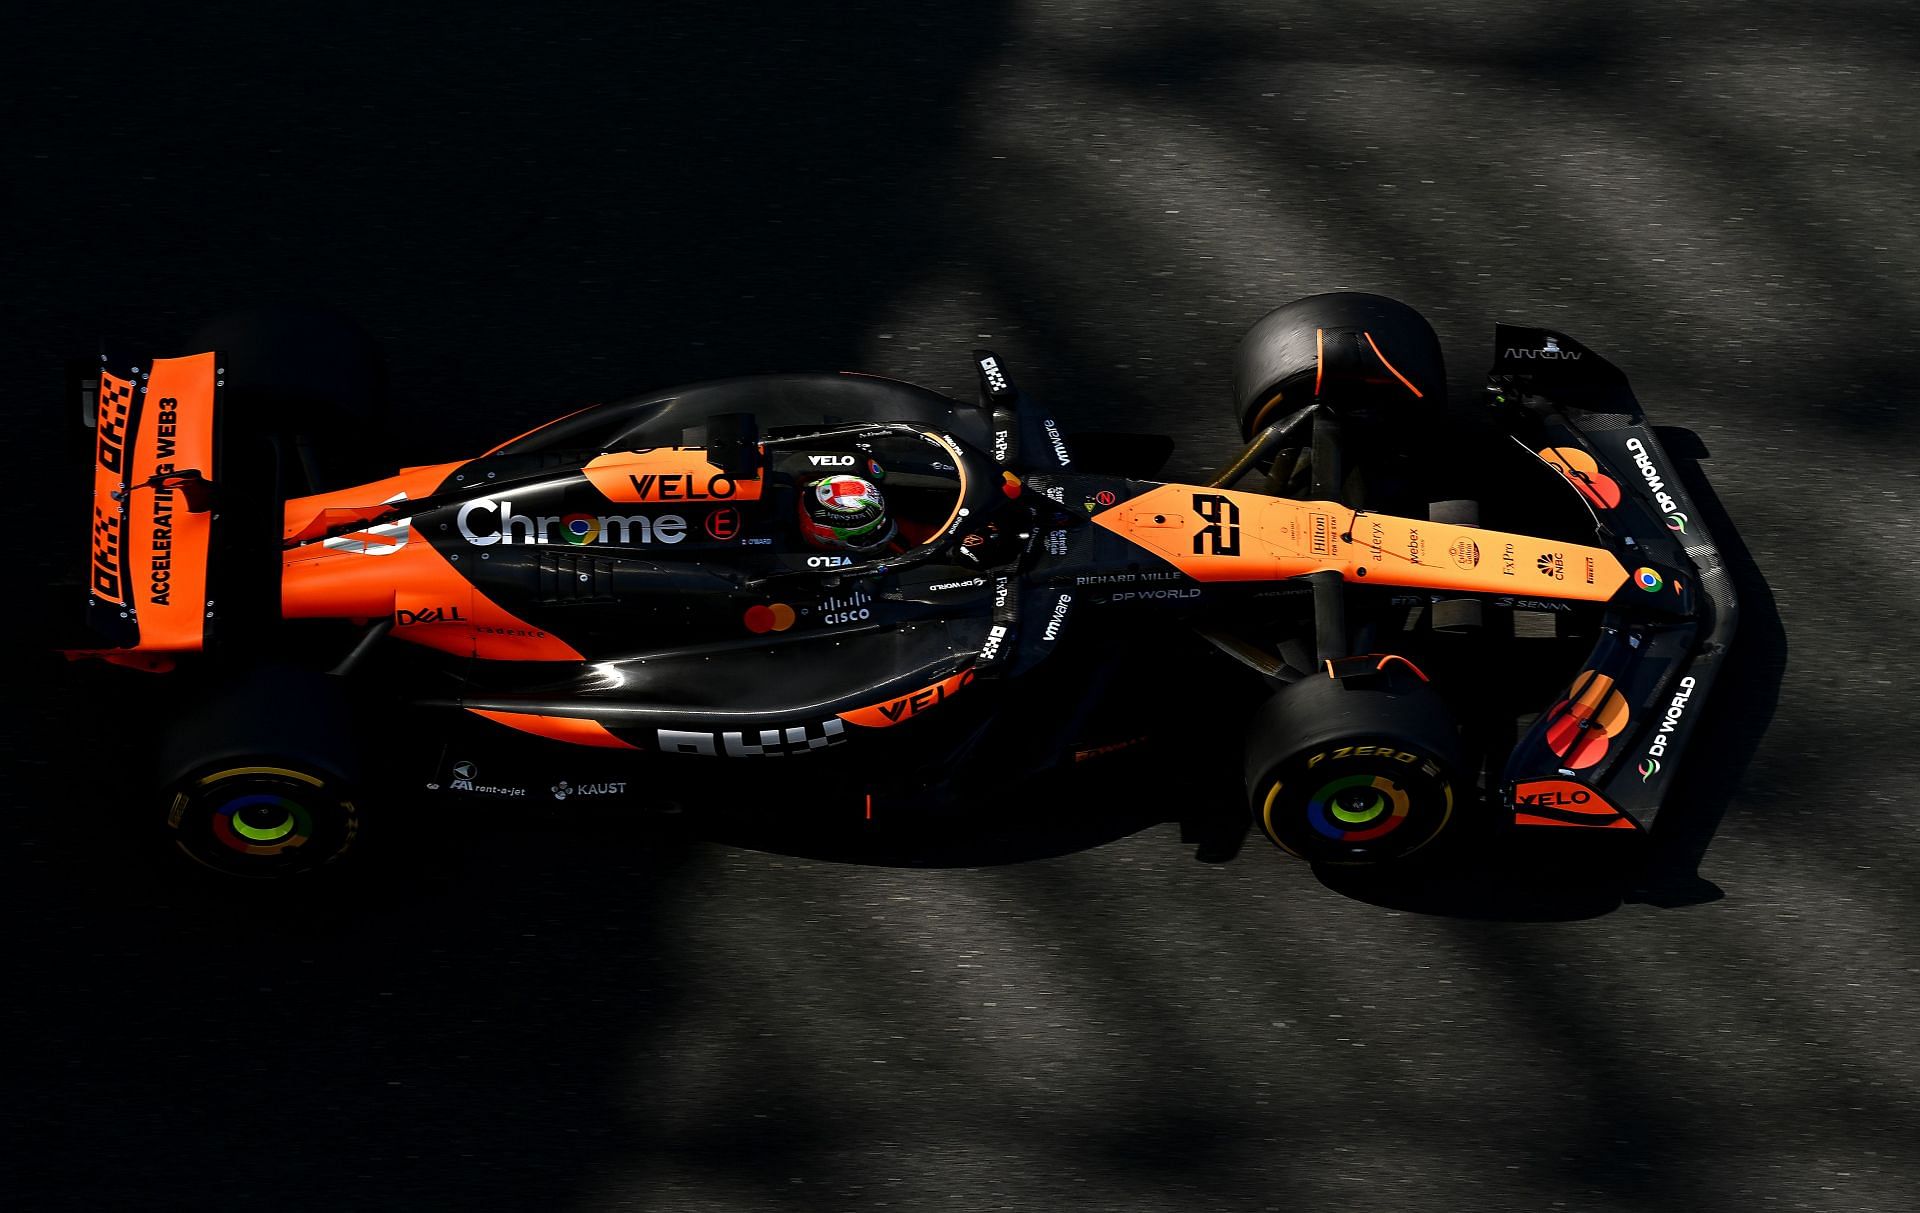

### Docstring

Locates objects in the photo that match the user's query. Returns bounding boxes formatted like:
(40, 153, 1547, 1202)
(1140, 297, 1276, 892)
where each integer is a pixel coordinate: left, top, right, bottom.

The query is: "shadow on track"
(1636, 428, 1786, 903)
(1, 3, 1014, 1210)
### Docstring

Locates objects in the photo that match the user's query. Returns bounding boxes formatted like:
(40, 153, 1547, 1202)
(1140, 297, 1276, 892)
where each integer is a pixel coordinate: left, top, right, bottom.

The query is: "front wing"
(1491, 326, 1738, 832)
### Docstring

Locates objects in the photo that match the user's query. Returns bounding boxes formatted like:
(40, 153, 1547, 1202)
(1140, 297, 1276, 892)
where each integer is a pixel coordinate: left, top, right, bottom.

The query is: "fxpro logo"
(1638, 675, 1699, 780)
(1623, 437, 1687, 531)
(458, 498, 686, 546)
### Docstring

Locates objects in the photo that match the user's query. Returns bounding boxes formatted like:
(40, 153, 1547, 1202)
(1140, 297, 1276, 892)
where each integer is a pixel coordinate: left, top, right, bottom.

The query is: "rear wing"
(83, 350, 222, 654)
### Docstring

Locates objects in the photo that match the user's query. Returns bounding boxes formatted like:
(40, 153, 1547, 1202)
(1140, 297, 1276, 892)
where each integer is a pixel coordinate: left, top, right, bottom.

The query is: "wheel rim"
(1258, 745, 1455, 864)
(1308, 773, 1412, 843)
(170, 765, 356, 876)
(214, 792, 315, 855)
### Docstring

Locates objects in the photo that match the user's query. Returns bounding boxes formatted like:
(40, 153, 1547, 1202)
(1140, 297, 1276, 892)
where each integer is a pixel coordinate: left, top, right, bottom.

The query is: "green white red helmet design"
(799, 473, 895, 551)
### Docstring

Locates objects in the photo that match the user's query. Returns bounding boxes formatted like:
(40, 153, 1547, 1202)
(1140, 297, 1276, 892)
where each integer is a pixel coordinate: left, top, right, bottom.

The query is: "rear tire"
(158, 666, 366, 878)
(1244, 666, 1468, 866)
(166, 762, 361, 879)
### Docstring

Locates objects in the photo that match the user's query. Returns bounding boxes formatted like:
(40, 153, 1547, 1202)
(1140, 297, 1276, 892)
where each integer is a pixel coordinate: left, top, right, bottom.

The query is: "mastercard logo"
(1544, 669, 1631, 770)
(1537, 446, 1622, 510)
(744, 603, 796, 634)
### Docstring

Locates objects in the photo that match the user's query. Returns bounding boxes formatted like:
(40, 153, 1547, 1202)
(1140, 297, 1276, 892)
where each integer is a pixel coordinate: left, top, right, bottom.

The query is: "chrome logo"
(560, 514, 600, 545)
(1634, 567, 1663, 592)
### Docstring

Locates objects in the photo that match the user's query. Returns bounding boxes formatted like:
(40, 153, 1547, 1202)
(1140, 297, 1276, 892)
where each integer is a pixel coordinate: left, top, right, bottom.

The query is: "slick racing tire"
(190, 304, 388, 494)
(1244, 666, 1467, 866)
(165, 761, 361, 879)
(157, 666, 365, 879)
(1232, 292, 1445, 440)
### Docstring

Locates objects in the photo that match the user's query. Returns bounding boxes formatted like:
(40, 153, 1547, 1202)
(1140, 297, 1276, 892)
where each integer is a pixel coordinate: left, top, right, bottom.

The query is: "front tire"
(1244, 667, 1468, 866)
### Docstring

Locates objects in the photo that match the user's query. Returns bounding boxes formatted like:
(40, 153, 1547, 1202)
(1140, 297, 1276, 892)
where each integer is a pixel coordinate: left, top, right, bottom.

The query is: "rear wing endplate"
(85, 351, 221, 652)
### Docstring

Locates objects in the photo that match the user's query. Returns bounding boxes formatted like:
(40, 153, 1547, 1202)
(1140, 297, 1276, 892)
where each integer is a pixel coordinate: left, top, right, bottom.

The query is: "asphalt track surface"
(4, 3, 1918, 1210)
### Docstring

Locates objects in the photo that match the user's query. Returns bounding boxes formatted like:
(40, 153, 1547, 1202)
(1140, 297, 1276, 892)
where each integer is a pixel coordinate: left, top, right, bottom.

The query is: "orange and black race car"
(64, 294, 1735, 877)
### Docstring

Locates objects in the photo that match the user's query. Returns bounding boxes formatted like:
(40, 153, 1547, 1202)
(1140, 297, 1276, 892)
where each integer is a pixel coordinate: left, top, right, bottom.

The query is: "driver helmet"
(798, 471, 896, 551)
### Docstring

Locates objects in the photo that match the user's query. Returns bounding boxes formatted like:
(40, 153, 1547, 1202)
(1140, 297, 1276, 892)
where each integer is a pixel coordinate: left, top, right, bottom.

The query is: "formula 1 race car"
(63, 294, 1735, 877)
